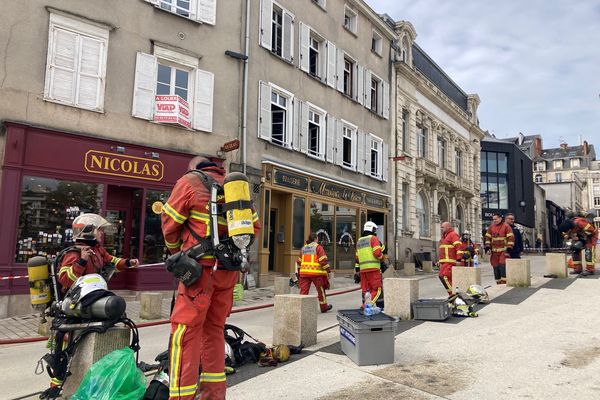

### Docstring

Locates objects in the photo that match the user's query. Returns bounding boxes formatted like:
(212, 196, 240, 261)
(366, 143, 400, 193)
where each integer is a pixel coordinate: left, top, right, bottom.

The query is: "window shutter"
(193, 68, 214, 132)
(356, 64, 364, 105)
(336, 48, 345, 93)
(364, 69, 372, 110)
(357, 130, 365, 174)
(382, 141, 389, 181)
(258, 81, 271, 141)
(286, 95, 294, 148)
(292, 98, 300, 151)
(300, 101, 308, 154)
(326, 115, 335, 163)
(46, 28, 77, 104)
(326, 41, 336, 88)
(299, 22, 310, 72)
(197, 0, 217, 25)
(259, 0, 272, 50)
(335, 122, 344, 166)
(382, 81, 389, 119)
(77, 36, 104, 110)
(282, 11, 294, 62)
(132, 52, 157, 120)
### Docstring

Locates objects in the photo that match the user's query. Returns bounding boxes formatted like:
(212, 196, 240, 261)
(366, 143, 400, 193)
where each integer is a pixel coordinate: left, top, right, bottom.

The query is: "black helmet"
(558, 219, 574, 233)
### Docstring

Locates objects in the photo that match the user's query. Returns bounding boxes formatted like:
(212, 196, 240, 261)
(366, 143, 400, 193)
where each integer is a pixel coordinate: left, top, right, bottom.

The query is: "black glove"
(353, 273, 361, 284)
(380, 263, 388, 274)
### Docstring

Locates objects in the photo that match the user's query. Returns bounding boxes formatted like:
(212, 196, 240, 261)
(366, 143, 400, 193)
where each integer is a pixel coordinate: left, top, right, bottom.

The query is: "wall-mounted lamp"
(519, 200, 527, 208)
(225, 50, 248, 61)
(145, 151, 160, 159)
(111, 145, 126, 154)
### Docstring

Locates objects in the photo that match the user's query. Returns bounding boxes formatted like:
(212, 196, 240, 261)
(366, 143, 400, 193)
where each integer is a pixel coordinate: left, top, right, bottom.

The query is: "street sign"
(392, 155, 406, 161)
(221, 139, 240, 152)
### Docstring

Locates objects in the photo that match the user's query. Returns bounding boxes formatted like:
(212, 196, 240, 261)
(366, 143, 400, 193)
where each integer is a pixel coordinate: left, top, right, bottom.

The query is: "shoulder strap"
(186, 169, 221, 193)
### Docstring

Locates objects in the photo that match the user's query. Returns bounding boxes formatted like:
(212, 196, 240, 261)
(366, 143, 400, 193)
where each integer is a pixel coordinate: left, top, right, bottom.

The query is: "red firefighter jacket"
(456, 240, 479, 263)
(296, 242, 330, 277)
(58, 244, 128, 290)
(568, 217, 598, 248)
(161, 166, 261, 267)
(438, 229, 461, 265)
(485, 223, 514, 253)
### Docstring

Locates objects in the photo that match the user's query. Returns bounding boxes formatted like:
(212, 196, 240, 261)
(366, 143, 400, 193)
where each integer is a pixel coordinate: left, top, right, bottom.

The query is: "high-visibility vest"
(299, 243, 327, 276)
(356, 235, 380, 271)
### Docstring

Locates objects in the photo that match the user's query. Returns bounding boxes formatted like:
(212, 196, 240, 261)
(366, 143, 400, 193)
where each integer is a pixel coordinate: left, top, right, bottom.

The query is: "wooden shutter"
(197, 0, 217, 25)
(336, 48, 345, 93)
(326, 115, 335, 163)
(357, 130, 365, 174)
(356, 64, 364, 105)
(259, 0, 272, 50)
(46, 28, 77, 104)
(382, 81, 390, 119)
(364, 69, 372, 110)
(382, 141, 389, 181)
(292, 98, 300, 151)
(132, 52, 157, 120)
(282, 11, 294, 62)
(299, 22, 310, 72)
(299, 101, 308, 154)
(335, 121, 344, 166)
(193, 69, 214, 132)
(326, 41, 336, 88)
(77, 36, 104, 110)
(258, 81, 271, 140)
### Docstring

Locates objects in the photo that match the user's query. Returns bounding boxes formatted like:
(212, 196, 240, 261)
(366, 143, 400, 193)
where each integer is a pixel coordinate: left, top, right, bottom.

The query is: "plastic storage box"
(412, 299, 450, 321)
(336, 309, 397, 366)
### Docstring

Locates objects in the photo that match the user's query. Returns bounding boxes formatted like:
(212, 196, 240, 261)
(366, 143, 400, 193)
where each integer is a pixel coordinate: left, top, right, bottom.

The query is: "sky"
(366, 0, 600, 152)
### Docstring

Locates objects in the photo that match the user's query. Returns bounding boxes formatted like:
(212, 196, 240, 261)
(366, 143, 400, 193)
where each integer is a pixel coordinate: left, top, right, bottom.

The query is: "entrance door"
(104, 185, 142, 260)
(268, 209, 277, 271)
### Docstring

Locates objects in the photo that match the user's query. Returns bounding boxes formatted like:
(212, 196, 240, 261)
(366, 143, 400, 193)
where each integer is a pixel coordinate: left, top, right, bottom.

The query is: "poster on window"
(154, 95, 191, 129)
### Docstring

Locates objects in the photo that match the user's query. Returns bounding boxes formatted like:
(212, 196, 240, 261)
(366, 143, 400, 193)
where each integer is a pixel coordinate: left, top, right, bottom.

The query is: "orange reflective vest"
(438, 229, 461, 264)
(485, 223, 514, 253)
(298, 242, 329, 277)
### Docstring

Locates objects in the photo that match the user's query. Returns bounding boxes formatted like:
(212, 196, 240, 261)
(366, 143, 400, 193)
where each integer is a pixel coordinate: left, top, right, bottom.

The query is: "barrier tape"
(0, 262, 166, 281)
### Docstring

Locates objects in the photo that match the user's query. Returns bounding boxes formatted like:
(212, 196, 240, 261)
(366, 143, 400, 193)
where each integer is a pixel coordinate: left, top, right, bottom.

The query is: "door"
(104, 185, 142, 260)
(268, 209, 277, 271)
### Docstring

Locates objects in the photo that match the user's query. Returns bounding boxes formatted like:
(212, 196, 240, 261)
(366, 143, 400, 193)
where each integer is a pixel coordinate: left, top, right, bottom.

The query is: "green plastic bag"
(71, 347, 146, 400)
(233, 283, 244, 302)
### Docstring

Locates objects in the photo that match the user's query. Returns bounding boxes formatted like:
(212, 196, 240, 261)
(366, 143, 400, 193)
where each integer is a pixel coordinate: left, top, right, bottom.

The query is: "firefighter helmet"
(363, 221, 378, 234)
(461, 230, 471, 241)
(558, 219, 574, 233)
(272, 344, 290, 362)
(72, 213, 111, 242)
(65, 273, 108, 306)
(466, 284, 489, 302)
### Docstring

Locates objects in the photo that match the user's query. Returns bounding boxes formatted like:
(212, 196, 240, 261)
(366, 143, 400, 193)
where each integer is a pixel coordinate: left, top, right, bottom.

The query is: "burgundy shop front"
(0, 122, 204, 295)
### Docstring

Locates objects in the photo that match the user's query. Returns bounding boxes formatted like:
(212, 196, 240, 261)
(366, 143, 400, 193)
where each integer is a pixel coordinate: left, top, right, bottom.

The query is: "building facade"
(392, 22, 484, 262)
(587, 160, 600, 228)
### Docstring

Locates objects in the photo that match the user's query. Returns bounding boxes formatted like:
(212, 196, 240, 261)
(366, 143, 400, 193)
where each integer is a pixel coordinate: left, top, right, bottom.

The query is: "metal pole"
(241, 0, 251, 175)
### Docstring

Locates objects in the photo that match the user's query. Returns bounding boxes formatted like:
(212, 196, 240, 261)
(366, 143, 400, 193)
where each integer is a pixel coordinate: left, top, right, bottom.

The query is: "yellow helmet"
(272, 344, 290, 362)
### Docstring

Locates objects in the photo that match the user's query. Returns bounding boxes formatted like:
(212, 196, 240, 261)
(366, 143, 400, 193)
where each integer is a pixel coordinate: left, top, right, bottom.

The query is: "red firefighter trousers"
(490, 252, 509, 282)
(438, 263, 454, 294)
(299, 275, 329, 312)
(360, 269, 382, 305)
(169, 267, 238, 400)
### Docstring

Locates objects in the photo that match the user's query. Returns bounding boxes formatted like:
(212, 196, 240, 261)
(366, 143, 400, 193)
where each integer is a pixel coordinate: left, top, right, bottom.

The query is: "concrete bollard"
(452, 267, 481, 293)
(506, 259, 531, 287)
(382, 278, 419, 320)
(403, 262, 415, 276)
(328, 271, 335, 290)
(422, 260, 433, 273)
(273, 294, 318, 347)
(140, 292, 163, 320)
(62, 327, 131, 397)
(545, 253, 567, 278)
(274, 277, 291, 295)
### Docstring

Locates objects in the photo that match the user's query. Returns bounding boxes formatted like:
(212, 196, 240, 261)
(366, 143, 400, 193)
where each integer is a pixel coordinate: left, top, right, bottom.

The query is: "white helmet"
(72, 213, 111, 242)
(363, 221, 378, 234)
(65, 273, 108, 306)
(466, 284, 489, 303)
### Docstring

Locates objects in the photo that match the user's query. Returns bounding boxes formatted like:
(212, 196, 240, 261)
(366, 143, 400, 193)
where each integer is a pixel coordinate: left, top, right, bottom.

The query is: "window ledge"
(306, 71, 327, 86)
(371, 48, 383, 58)
(151, 5, 203, 25)
(307, 152, 326, 162)
(343, 25, 358, 37)
(367, 107, 384, 119)
(342, 164, 356, 172)
(43, 97, 105, 114)
(267, 49, 294, 66)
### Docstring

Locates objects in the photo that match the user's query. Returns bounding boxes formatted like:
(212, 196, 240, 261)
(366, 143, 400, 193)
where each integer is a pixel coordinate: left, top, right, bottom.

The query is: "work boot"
(570, 270, 582, 275)
(321, 304, 333, 313)
(39, 386, 61, 400)
(580, 270, 593, 277)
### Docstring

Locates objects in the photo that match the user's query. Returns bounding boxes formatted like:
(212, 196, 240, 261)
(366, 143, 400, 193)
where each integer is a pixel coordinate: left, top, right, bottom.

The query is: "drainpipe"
(241, 0, 251, 174)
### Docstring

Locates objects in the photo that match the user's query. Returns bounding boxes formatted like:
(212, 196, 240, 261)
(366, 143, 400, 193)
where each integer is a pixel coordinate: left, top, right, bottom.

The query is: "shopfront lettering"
(273, 170, 308, 191)
(85, 150, 164, 181)
(310, 179, 386, 208)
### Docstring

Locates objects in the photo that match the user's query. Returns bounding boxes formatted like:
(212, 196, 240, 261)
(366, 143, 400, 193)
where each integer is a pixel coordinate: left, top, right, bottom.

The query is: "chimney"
(534, 137, 542, 157)
(583, 140, 589, 155)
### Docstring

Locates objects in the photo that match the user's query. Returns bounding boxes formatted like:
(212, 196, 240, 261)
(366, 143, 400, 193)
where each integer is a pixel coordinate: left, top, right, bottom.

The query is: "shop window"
(335, 206, 357, 269)
(16, 176, 103, 263)
(142, 190, 171, 263)
(260, 0, 294, 62)
(310, 201, 334, 266)
(292, 197, 305, 249)
(145, 0, 216, 24)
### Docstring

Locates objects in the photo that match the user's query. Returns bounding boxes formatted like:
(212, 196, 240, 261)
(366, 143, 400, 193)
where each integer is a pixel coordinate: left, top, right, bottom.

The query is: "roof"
(538, 144, 596, 160)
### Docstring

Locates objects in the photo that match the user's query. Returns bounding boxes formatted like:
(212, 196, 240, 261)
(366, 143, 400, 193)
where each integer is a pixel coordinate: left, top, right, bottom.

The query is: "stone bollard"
(382, 278, 419, 320)
(422, 260, 433, 273)
(545, 253, 567, 278)
(273, 294, 318, 347)
(452, 267, 481, 293)
(62, 326, 131, 397)
(140, 292, 163, 320)
(274, 277, 291, 295)
(506, 259, 531, 287)
(403, 262, 415, 276)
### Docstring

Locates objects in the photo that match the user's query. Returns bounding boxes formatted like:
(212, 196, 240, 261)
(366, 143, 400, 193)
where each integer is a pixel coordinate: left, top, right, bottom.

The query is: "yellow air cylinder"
(223, 172, 254, 237)
(27, 256, 52, 309)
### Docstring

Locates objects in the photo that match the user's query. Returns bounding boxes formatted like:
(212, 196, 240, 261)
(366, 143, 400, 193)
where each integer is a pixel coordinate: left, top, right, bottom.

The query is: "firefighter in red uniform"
(484, 213, 514, 284)
(161, 156, 260, 400)
(456, 230, 479, 267)
(296, 232, 333, 313)
(355, 221, 384, 307)
(438, 221, 461, 295)
(559, 215, 598, 275)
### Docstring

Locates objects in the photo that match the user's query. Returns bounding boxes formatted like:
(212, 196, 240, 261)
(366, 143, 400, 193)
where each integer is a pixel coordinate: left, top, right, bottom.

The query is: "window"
(309, 36, 321, 77)
(401, 109, 409, 152)
(437, 137, 446, 168)
(370, 77, 379, 113)
(534, 161, 546, 171)
(258, 81, 294, 148)
(370, 137, 380, 177)
(160, 0, 191, 17)
(371, 30, 383, 56)
(132, 47, 215, 132)
(343, 57, 354, 97)
(44, 13, 109, 112)
(480, 151, 509, 209)
(312, 0, 326, 9)
(417, 125, 427, 158)
(368, 135, 384, 179)
(292, 197, 305, 249)
(553, 160, 563, 169)
(300, 23, 328, 83)
(335, 206, 357, 269)
(149, 0, 216, 24)
(555, 173, 562, 182)
(343, 5, 357, 33)
(535, 174, 543, 183)
(455, 150, 463, 176)
(594, 197, 600, 207)
(416, 192, 429, 237)
(571, 158, 580, 168)
(400, 36, 410, 63)
(271, 91, 288, 146)
(401, 182, 409, 230)
(306, 105, 326, 159)
(341, 123, 357, 169)
(260, 0, 294, 62)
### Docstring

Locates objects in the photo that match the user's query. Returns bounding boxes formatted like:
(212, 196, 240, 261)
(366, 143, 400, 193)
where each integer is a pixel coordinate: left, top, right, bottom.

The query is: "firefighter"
(559, 214, 598, 275)
(161, 156, 260, 400)
(438, 221, 461, 296)
(456, 230, 479, 267)
(355, 221, 384, 308)
(296, 232, 333, 313)
(40, 213, 139, 399)
(484, 213, 514, 284)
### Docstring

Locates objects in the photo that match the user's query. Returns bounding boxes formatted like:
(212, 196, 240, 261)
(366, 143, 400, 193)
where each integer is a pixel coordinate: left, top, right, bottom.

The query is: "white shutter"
(300, 101, 308, 154)
(197, 0, 217, 25)
(357, 130, 365, 174)
(46, 28, 77, 104)
(326, 41, 337, 88)
(319, 114, 327, 159)
(356, 64, 364, 105)
(326, 115, 335, 163)
(382, 81, 390, 119)
(382, 141, 389, 181)
(364, 69, 372, 110)
(335, 121, 344, 166)
(299, 22, 310, 72)
(336, 48, 345, 92)
(282, 11, 294, 62)
(292, 98, 300, 151)
(77, 36, 104, 110)
(193, 69, 214, 132)
(258, 81, 271, 140)
(132, 52, 157, 120)
(286, 95, 294, 148)
(259, 0, 272, 50)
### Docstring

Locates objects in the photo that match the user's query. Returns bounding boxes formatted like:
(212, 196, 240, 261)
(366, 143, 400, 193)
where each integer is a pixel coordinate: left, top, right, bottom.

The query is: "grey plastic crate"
(336, 309, 397, 366)
(412, 299, 450, 321)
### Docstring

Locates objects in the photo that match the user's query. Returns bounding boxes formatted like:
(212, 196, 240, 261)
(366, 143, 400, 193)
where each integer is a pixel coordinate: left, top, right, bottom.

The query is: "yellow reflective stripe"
(110, 256, 122, 265)
(319, 287, 327, 304)
(165, 238, 183, 249)
(485, 233, 492, 237)
(189, 210, 210, 222)
(163, 202, 187, 224)
(492, 247, 507, 252)
(453, 241, 461, 246)
(252, 212, 259, 222)
(200, 372, 226, 383)
(169, 324, 187, 392)
(318, 255, 328, 261)
(439, 258, 457, 263)
(440, 244, 454, 248)
(371, 287, 382, 304)
(373, 245, 382, 251)
(169, 385, 197, 396)
(506, 233, 514, 237)
(59, 265, 78, 282)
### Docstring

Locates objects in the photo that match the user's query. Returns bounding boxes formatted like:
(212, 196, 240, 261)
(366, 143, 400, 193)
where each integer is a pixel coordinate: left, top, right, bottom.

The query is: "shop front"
(258, 162, 389, 285)
(0, 122, 203, 299)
